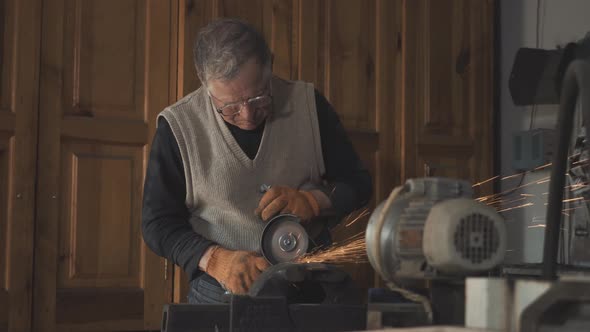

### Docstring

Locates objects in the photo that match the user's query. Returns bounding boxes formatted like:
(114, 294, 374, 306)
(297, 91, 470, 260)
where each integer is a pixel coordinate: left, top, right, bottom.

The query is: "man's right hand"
(204, 246, 270, 294)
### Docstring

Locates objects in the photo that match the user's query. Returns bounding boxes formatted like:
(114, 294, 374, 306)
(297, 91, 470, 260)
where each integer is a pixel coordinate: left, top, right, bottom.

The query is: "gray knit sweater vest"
(159, 76, 325, 253)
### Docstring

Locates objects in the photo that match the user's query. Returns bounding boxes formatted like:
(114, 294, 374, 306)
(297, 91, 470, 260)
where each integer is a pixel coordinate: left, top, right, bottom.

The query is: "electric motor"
(366, 177, 507, 281)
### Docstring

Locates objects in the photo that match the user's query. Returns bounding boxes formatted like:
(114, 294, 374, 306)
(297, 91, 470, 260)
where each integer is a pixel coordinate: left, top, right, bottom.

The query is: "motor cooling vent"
(423, 198, 506, 273)
(453, 213, 501, 265)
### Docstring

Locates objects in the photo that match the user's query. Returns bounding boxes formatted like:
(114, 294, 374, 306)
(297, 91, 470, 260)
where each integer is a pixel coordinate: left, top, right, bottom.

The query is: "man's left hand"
(255, 186, 320, 222)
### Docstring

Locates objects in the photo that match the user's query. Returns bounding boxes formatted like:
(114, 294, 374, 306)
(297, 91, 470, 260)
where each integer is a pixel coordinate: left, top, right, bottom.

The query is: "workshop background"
(499, 0, 590, 265)
(1, 0, 494, 331)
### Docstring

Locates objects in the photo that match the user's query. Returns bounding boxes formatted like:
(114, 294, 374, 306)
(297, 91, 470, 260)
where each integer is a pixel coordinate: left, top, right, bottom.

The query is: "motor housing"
(366, 177, 506, 281)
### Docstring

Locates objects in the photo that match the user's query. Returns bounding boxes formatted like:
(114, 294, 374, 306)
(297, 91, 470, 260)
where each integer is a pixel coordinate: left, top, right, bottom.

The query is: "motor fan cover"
(423, 198, 507, 273)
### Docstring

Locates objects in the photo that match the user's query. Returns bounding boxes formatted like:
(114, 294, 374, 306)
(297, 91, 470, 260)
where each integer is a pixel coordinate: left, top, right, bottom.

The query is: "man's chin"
(238, 122, 262, 130)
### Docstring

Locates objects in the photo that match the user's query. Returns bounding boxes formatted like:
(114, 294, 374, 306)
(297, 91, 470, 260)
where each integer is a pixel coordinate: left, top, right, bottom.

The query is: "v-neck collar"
(225, 121, 265, 160)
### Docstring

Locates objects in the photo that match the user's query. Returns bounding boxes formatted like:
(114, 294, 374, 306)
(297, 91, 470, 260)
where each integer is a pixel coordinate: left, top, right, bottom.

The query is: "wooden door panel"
(0, 113, 15, 131)
(298, 0, 380, 196)
(35, 0, 174, 330)
(1, 0, 41, 331)
(0, 0, 9, 115)
(298, 0, 326, 90)
(419, 153, 473, 180)
(217, 0, 265, 20)
(179, 0, 216, 96)
(0, 136, 11, 330)
(413, 0, 473, 140)
(62, 0, 145, 120)
(326, 0, 376, 131)
(58, 142, 143, 289)
(418, 150, 492, 198)
(405, 0, 494, 187)
(55, 288, 143, 326)
(468, 0, 494, 196)
(266, 0, 296, 80)
(297, 0, 390, 291)
(375, 0, 404, 205)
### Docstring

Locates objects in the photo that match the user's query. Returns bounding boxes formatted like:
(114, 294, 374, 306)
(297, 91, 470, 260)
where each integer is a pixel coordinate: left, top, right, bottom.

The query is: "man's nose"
(240, 103, 256, 120)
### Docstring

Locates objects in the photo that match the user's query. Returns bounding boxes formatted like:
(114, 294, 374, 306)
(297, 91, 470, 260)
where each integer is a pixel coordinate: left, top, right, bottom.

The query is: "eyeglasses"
(208, 88, 273, 117)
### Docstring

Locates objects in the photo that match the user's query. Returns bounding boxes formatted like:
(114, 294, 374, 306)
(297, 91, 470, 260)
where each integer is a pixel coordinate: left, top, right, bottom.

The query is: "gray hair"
(193, 18, 272, 86)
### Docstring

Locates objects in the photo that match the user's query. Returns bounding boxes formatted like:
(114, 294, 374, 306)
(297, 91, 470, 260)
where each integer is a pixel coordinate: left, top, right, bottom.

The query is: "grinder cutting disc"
(261, 214, 309, 265)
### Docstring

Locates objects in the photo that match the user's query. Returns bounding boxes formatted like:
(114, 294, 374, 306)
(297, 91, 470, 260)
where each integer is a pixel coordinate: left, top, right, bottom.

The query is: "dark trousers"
(187, 273, 229, 304)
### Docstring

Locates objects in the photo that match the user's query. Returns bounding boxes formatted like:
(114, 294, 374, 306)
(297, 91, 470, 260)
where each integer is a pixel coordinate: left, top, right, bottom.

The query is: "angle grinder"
(260, 214, 310, 265)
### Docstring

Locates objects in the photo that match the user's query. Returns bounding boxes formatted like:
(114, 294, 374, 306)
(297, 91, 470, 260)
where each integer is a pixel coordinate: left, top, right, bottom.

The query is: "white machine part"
(366, 177, 507, 281)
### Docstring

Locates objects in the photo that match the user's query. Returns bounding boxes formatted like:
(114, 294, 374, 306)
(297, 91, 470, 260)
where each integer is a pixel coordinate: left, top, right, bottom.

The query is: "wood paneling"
(61, 117, 148, 145)
(419, 153, 473, 179)
(325, 0, 377, 131)
(63, 0, 145, 119)
(56, 288, 143, 324)
(0, 289, 7, 331)
(375, 0, 403, 203)
(296, 0, 388, 289)
(0, 113, 15, 131)
(404, 0, 494, 191)
(179, 0, 216, 97)
(58, 143, 143, 289)
(34, 0, 175, 330)
(298, 0, 327, 91)
(0, 0, 493, 326)
(0, 0, 42, 331)
(0, 137, 10, 332)
(0, 0, 10, 113)
(267, 0, 297, 79)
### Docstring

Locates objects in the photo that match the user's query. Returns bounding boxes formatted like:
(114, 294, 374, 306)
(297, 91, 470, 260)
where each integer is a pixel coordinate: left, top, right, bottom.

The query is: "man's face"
(207, 57, 271, 131)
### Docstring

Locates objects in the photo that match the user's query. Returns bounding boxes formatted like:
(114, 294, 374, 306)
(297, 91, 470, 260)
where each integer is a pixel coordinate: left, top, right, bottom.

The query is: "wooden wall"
(0, 0, 494, 331)
(1, 0, 42, 331)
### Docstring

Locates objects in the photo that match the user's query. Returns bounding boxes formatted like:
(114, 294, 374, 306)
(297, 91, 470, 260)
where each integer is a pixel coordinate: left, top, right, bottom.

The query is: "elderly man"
(142, 18, 372, 304)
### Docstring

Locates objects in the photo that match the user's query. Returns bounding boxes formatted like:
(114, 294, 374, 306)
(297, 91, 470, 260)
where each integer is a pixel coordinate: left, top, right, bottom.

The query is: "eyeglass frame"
(207, 82, 273, 117)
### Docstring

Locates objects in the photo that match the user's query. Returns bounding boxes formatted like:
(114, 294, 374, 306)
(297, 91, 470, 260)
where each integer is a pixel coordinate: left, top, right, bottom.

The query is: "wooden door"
(34, 0, 177, 330)
(296, 0, 404, 290)
(0, 0, 42, 331)
(403, 0, 495, 196)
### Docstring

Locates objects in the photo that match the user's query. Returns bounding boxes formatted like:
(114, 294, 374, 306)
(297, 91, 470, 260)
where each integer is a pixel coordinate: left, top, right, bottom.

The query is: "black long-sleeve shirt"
(142, 90, 372, 280)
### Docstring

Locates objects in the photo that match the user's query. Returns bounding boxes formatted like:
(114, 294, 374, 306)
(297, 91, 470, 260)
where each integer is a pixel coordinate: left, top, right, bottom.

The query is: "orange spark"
(472, 175, 500, 187)
(497, 202, 534, 213)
